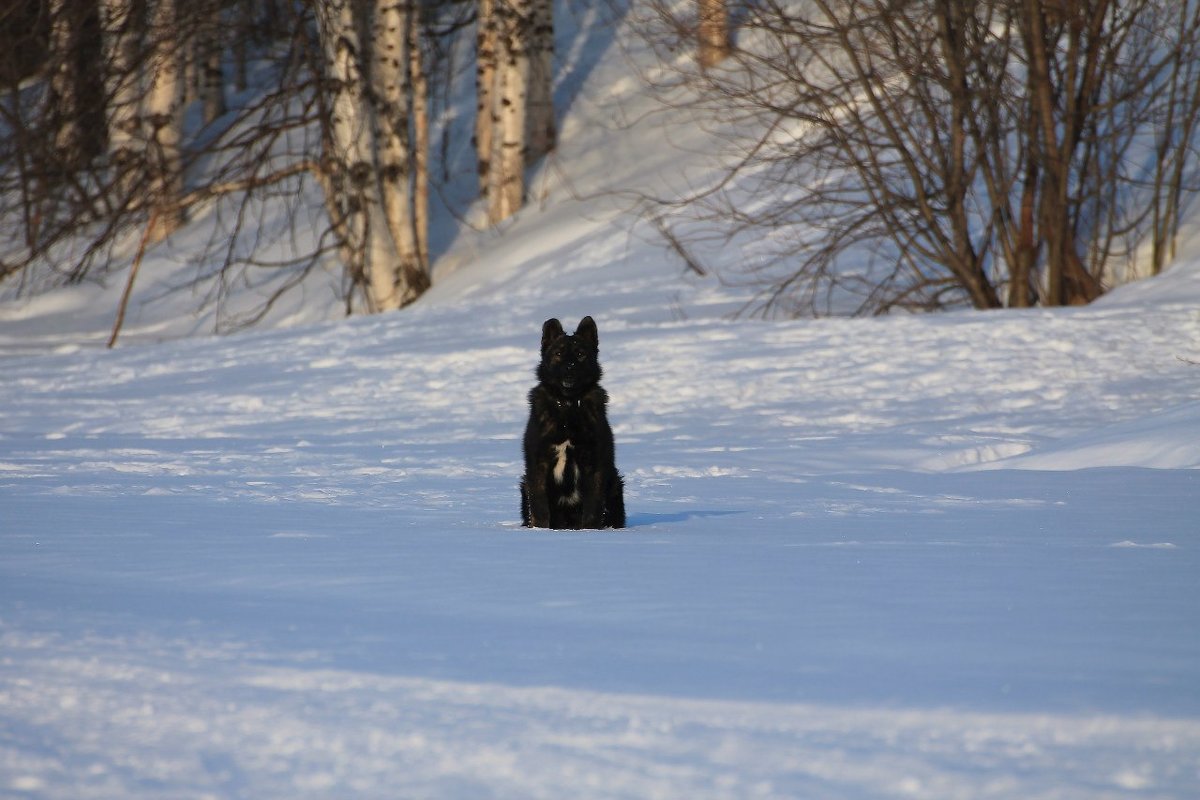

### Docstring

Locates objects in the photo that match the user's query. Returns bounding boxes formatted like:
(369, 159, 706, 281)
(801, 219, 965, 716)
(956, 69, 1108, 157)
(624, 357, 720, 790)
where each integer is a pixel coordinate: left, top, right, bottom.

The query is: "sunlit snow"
(2, 4, 1199, 798)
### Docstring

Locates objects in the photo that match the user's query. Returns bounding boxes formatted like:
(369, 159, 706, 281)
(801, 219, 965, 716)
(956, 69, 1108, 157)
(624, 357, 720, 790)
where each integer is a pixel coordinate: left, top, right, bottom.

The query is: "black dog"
(520, 316, 625, 529)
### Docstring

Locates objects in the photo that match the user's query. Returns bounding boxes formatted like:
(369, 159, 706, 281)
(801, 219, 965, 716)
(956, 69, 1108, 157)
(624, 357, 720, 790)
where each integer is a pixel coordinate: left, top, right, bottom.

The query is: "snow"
(2, 5, 1200, 798)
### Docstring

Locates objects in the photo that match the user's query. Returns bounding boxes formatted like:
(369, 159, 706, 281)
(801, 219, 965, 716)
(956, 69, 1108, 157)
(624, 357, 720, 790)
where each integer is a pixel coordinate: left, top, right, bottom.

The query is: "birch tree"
(477, 0, 553, 223)
(475, 0, 497, 197)
(370, 0, 426, 299)
(4, 0, 466, 324)
(315, 0, 428, 312)
(316, 0, 397, 311)
(489, 0, 529, 223)
(697, 0, 730, 69)
(143, 0, 185, 238)
(101, 0, 141, 200)
(408, 5, 430, 271)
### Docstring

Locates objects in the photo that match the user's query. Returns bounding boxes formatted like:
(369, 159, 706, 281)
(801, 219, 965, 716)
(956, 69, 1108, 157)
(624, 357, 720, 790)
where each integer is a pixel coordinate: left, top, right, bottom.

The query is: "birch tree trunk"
(489, 0, 529, 224)
(369, 0, 428, 303)
(525, 0, 554, 160)
(101, 0, 141, 199)
(475, 0, 497, 197)
(314, 0, 408, 312)
(144, 0, 185, 238)
(408, 5, 430, 272)
(697, 0, 730, 69)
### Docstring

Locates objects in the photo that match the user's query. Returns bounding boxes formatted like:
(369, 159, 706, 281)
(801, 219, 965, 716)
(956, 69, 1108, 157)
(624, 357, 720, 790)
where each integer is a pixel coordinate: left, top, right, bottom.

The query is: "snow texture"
(2, 5, 1199, 798)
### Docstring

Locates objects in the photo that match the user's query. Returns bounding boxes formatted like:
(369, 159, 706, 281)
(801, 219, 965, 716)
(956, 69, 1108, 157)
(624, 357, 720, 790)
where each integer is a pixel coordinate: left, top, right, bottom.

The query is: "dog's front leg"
(525, 472, 552, 528)
(579, 470, 606, 528)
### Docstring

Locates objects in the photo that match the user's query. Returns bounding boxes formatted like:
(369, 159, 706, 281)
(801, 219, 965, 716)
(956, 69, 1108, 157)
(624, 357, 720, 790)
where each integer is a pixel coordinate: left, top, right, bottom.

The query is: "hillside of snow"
(2, 5, 1200, 799)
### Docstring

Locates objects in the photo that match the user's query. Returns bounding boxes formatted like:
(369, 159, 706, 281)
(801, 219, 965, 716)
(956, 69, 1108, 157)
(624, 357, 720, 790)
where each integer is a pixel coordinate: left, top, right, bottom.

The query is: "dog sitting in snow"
(521, 316, 625, 529)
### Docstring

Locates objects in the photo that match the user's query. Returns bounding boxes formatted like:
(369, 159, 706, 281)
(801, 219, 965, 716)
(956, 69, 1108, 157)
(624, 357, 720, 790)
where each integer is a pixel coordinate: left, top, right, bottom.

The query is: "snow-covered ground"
(3, 6, 1200, 799)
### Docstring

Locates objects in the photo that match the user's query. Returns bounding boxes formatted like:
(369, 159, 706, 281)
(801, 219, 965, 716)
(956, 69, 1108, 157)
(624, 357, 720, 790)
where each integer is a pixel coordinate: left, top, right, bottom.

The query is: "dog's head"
(538, 316, 602, 397)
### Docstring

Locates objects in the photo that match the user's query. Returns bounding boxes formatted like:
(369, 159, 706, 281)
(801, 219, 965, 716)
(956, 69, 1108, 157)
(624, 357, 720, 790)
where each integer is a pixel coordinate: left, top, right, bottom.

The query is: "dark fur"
(520, 316, 625, 529)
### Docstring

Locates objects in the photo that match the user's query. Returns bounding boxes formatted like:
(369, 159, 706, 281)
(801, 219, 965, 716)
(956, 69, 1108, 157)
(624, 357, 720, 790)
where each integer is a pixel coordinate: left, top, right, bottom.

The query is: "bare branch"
(636, 0, 1200, 316)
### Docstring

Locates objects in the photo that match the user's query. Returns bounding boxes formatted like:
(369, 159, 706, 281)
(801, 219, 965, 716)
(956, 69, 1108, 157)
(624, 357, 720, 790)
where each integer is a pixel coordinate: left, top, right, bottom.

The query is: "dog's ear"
(541, 318, 565, 354)
(576, 316, 598, 351)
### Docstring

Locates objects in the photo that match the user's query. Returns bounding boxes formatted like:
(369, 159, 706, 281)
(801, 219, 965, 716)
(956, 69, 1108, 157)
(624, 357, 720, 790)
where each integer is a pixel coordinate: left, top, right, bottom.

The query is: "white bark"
(144, 0, 186, 236)
(489, 0, 529, 224)
(315, 0, 407, 312)
(698, 0, 730, 69)
(370, 0, 425, 300)
(475, 0, 497, 197)
(408, 7, 430, 272)
(314, 0, 428, 311)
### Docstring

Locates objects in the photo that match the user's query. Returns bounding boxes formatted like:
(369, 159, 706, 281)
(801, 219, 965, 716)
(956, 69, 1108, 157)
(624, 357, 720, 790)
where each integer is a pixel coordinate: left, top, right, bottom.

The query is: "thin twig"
(652, 215, 708, 277)
(107, 208, 159, 349)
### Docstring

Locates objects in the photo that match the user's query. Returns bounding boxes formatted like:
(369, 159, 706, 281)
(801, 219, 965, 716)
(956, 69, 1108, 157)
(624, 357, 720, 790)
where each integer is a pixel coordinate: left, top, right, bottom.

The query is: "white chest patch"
(552, 440, 573, 484)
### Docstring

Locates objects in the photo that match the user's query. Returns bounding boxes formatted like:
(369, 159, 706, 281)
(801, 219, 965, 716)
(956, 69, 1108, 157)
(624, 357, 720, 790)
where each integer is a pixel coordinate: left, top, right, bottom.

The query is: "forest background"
(2, 0, 1199, 336)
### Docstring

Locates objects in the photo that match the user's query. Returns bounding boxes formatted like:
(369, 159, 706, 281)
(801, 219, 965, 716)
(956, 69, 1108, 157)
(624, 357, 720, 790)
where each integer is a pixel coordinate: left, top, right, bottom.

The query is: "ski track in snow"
(3, 5, 1200, 798)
